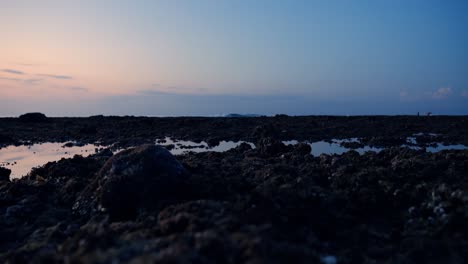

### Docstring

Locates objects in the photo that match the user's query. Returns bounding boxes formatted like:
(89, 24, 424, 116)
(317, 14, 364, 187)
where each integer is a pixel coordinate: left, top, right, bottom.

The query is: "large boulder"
(18, 112, 48, 122)
(256, 137, 290, 157)
(74, 144, 189, 220)
(0, 167, 11, 181)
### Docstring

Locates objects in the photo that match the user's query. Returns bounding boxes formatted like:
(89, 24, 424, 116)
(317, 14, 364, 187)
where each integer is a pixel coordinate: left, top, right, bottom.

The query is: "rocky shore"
(0, 116, 467, 263)
(1, 115, 467, 149)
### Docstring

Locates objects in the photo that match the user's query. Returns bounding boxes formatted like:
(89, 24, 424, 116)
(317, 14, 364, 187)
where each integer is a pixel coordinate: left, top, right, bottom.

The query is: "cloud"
(461, 90, 468, 98)
(16, 63, 38, 67)
(24, 78, 43, 85)
(137, 85, 208, 95)
(0, 76, 21, 82)
(137, 89, 167, 95)
(38, 74, 73, 80)
(0, 76, 43, 85)
(2, 69, 24, 75)
(431, 87, 452, 99)
(68, 86, 88, 92)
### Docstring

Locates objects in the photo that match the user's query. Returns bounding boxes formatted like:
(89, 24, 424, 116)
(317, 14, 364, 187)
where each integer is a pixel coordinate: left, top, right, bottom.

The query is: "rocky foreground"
(0, 115, 467, 263)
(0, 141, 466, 263)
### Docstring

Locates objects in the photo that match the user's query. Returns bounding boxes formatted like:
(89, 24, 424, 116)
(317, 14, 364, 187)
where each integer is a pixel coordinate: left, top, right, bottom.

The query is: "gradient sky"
(1, 0, 467, 116)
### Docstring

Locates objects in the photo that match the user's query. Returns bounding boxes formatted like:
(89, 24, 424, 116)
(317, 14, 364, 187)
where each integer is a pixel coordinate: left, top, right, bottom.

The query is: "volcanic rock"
(18, 112, 48, 122)
(75, 144, 189, 220)
(256, 137, 290, 156)
(0, 167, 11, 182)
(293, 142, 312, 155)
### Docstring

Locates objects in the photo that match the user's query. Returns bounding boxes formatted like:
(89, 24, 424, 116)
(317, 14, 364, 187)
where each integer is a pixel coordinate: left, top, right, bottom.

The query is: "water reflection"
(0, 143, 100, 179)
(283, 140, 382, 156)
(1, 136, 466, 179)
(156, 137, 255, 155)
(427, 143, 467, 152)
(283, 138, 467, 157)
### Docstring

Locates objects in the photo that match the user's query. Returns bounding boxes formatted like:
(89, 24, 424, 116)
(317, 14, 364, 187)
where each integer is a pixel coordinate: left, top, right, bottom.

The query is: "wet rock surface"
(0, 142, 467, 263)
(75, 144, 189, 220)
(0, 116, 467, 263)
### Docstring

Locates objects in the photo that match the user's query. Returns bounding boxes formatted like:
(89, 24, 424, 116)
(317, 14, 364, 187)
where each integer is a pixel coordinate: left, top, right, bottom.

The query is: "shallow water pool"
(283, 138, 467, 157)
(156, 137, 256, 155)
(1, 137, 466, 179)
(0, 143, 101, 179)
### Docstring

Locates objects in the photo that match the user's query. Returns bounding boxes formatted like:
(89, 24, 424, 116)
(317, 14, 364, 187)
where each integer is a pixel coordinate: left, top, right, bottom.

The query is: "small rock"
(237, 142, 253, 152)
(294, 143, 312, 155)
(207, 138, 221, 147)
(62, 142, 75, 148)
(256, 137, 289, 156)
(0, 166, 11, 181)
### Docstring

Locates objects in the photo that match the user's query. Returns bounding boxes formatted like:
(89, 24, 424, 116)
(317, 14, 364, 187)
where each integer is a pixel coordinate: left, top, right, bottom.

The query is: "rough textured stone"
(0, 167, 11, 182)
(256, 137, 290, 156)
(76, 144, 189, 220)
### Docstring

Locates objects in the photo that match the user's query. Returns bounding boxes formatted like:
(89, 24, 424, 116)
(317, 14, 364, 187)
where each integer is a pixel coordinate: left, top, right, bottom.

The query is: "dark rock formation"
(293, 142, 312, 155)
(75, 144, 189, 220)
(0, 167, 11, 181)
(0, 115, 467, 263)
(18, 112, 48, 122)
(256, 137, 290, 156)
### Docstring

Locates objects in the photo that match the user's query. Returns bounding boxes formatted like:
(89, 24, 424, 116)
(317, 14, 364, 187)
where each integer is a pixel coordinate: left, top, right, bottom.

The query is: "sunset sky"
(1, 0, 467, 116)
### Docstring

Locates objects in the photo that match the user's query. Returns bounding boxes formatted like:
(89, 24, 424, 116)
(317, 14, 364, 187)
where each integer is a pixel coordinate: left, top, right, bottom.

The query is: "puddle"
(333, 138, 360, 143)
(413, 132, 440, 137)
(404, 133, 467, 152)
(2, 136, 465, 179)
(406, 132, 442, 145)
(406, 137, 417, 144)
(0, 142, 102, 179)
(427, 144, 467, 152)
(405, 143, 468, 153)
(283, 140, 382, 156)
(0, 138, 256, 179)
(283, 137, 467, 157)
(309, 141, 350, 156)
(156, 137, 256, 155)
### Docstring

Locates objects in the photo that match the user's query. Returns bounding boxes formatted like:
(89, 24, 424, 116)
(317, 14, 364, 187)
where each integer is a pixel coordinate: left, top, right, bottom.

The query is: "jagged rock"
(74, 144, 189, 220)
(256, 137, 290, 156)
(0, 167, 11, 182)
(293, 143, 312, 155)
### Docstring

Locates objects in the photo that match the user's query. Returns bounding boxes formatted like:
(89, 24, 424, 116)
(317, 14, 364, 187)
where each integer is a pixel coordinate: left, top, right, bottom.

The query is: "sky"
(0, 0, 467, 116)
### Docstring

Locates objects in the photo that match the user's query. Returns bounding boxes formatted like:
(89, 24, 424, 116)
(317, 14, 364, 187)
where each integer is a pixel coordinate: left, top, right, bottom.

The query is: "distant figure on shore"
(417, 112, 419, 116)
